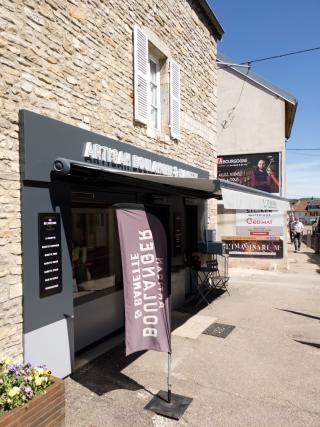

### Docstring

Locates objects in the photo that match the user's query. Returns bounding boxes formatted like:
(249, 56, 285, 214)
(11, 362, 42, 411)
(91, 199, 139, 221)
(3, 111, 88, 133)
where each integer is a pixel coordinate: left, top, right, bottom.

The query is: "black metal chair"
(192, 255, 230, 307)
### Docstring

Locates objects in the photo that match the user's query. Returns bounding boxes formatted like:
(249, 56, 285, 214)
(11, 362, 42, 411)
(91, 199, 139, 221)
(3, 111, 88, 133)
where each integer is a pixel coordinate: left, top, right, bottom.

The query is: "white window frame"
(148, 54, 161, 131)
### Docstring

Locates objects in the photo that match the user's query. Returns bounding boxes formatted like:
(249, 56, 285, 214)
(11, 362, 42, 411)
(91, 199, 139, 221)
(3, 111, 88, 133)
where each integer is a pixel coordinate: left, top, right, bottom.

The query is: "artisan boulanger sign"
(20, 110, 207, 182)
(222, 236, 283, 258)
(84, 142, 198, 177)
(115, 205, 171, 356)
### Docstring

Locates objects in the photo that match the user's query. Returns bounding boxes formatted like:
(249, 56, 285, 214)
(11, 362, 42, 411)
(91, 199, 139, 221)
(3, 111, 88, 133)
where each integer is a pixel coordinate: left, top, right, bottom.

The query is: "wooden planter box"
(0, 377, 65, 427)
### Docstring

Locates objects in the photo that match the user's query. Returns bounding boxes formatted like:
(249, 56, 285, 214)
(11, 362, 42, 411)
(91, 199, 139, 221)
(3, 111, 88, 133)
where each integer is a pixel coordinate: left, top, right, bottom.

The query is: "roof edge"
(217, 53, 297, 104)
(285, 100, 298, 139)
(217, 52, 298, 139)
(196, 0, 224, 40)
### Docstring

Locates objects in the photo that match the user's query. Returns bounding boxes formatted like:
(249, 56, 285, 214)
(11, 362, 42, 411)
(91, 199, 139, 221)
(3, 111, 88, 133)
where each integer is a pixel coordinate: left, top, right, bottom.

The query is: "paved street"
(65, 243, 320, 426)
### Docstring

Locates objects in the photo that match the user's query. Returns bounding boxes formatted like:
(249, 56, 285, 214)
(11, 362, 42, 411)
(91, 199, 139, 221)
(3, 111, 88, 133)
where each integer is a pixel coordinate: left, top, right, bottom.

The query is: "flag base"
(145, 390, 192, 420)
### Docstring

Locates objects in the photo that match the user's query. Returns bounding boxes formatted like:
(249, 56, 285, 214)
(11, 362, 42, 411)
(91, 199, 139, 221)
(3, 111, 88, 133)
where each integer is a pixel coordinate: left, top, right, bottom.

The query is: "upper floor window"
(133, 25, 180, 139)
(149, 56, 161, 130)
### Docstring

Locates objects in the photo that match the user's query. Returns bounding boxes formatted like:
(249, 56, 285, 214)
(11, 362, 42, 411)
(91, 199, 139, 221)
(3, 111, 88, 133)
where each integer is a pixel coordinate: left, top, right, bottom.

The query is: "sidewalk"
(65, 243, 320, 427)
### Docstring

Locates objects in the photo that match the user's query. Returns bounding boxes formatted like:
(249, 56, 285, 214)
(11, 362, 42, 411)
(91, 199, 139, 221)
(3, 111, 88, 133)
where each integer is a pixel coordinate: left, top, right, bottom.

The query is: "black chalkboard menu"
(38, 213, 62, 298)
(173, 213, 182, 256)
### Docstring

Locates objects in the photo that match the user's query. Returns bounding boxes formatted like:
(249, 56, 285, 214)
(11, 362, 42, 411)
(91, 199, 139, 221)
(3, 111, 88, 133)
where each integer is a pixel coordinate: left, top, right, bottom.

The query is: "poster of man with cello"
(217, 152, 281, 194)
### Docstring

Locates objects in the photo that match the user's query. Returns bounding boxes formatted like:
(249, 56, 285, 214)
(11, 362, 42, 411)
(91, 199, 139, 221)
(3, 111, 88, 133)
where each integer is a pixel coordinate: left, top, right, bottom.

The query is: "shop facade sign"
(38, 213, 62, 297)
(84, 142, 197, 177)
(21, 110, 207, 183)
(236, 210, 283, 237)
(222, 236, 283, 258)
(217, 152, 281, 194)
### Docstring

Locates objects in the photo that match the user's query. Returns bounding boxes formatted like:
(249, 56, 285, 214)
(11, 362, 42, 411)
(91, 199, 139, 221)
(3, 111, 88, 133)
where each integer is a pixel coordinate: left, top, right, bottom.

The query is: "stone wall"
(0, 0, 218, 359)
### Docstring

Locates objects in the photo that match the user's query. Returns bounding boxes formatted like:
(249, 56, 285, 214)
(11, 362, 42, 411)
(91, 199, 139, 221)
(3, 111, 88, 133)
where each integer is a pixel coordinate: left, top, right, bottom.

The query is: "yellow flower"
(1, 357, 12, 366)
(8, 387, 20, 397)
(35, 377, 43, 386)
(36, 368, 44, 375)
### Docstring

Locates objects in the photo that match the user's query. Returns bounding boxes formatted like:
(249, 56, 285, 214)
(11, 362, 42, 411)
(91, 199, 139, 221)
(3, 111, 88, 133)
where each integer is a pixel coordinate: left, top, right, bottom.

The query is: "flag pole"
(167, 352, 172, 403)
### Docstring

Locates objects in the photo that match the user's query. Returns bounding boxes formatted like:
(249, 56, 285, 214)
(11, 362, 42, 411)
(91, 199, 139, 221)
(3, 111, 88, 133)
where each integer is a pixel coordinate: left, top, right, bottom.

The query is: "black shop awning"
(52, 158, 289, 212)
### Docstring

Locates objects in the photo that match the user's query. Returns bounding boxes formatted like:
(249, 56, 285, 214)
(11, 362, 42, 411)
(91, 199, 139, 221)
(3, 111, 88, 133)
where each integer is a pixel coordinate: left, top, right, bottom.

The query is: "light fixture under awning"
(52, 158, 290, 212)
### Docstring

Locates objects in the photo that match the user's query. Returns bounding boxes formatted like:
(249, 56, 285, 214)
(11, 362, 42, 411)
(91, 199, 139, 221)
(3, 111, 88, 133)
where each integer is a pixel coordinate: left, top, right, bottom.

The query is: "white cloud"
(286, 159, 320, 198)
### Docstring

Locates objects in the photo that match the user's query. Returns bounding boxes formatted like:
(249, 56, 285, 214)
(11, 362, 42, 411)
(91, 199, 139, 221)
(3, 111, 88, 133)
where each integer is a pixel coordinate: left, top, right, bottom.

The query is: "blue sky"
(210, 0, 320, 198)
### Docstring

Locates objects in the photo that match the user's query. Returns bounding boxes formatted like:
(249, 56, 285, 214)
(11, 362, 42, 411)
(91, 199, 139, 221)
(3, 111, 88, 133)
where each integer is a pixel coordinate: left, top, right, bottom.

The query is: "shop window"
(71, 207, 122, 301)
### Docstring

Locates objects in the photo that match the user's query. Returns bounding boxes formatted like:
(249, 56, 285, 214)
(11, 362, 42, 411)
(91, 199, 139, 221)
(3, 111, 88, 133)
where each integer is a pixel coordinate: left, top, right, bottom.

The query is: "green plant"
(0, 357, 53, 412)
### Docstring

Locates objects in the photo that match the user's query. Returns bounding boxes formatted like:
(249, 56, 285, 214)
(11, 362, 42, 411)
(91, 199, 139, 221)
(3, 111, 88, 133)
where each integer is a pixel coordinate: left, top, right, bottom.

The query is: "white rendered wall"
(217, 67, 288, 270)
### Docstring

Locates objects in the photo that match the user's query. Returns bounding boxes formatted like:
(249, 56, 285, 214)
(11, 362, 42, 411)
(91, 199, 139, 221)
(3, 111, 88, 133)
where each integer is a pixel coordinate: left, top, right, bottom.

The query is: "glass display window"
(71, 207, 122, 301)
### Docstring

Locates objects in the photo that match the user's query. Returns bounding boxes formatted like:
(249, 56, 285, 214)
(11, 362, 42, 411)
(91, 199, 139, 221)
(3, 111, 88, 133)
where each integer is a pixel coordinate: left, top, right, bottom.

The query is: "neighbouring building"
(216, 53, 297, 270)
(0, 0, 224, 375)
(306, 198, 320, 222)
(291, 198, 320, 224)
(290, 199, 309, 223)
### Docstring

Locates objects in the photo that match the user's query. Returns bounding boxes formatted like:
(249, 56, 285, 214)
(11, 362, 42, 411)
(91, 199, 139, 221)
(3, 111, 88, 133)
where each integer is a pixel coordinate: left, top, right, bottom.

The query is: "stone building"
(0, 0, 223, 373)
(216, 53, 297, 270)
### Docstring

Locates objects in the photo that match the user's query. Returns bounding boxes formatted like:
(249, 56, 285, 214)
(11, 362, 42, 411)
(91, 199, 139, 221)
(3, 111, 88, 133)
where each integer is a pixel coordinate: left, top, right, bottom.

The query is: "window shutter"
(170, 60, 181, 139)
(133, 25, 148, 125)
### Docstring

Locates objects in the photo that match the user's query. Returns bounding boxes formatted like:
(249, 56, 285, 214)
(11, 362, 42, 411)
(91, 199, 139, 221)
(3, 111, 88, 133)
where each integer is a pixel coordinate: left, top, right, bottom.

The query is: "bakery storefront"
(21, 110, 213, 377)
(21, 110, 290, 378)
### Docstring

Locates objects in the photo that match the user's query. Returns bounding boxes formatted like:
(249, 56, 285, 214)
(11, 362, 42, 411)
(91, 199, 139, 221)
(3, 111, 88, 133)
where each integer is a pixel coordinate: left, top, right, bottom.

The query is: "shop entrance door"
(185, 205, 198, 296)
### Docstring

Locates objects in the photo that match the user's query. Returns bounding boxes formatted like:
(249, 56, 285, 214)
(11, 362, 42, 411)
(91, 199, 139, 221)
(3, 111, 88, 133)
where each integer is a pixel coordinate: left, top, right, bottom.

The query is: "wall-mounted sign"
(38, 213, 62, 298)
(173, 213, 182, 256)
(83, 142, 198, 177)
(217, 152, 281, 194)
(221, 236, 283, 258)
(21, 110, 208, 183)
(236, 210, 283, 236)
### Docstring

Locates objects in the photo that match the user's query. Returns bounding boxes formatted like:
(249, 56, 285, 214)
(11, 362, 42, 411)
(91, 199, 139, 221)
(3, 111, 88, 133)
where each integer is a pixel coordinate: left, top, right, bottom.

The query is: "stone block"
(21, 81, 33, 93)
(9, 283, 22, 299)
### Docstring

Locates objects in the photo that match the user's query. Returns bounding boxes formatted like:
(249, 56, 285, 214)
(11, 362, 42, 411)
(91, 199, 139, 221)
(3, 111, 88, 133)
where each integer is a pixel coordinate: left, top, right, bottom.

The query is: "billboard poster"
(115, 205, 171, 356)
(221, 236, 283, 258)
(217, 152, 281, 194)
(236, 210, 284, 237)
